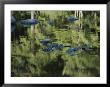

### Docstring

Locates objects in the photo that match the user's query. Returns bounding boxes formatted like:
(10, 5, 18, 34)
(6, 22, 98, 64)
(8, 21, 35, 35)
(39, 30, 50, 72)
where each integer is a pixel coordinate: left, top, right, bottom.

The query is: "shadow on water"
(41, 55, 69, 77)
(11, 54, 71, 77)
(11, 55, 30, 77)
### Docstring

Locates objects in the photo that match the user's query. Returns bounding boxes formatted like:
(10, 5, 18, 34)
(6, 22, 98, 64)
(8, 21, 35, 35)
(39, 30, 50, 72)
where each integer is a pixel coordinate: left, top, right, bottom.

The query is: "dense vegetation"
(11, 11, 100, 77)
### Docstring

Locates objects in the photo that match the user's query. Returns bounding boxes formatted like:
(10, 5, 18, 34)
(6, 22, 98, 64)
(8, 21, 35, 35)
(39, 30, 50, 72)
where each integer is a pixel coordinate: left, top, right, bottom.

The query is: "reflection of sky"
(11, 24, 16, 32)
(11, 16, 16, 23)
(11, 16, 39, 32)
(20, 19, 39, 26)
(67, 16, 78, 22)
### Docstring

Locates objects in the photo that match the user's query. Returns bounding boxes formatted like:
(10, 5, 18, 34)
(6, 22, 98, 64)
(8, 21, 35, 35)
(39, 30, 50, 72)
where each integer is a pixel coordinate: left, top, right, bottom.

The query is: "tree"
(31, 11, 35, 36)
(75, 10, 83, 29)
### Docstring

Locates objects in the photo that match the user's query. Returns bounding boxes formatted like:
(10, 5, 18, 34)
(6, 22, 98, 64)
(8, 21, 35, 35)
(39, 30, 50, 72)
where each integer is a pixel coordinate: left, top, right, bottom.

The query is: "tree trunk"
(31, 11, 35, 54)
(75, 10, 83, 29)
(79, 11, 83, 29)
(75, 11, 77, 17)
(31, 11, 35, 36)
(75, 11, 83, 46)
(94, 12, 97, 27)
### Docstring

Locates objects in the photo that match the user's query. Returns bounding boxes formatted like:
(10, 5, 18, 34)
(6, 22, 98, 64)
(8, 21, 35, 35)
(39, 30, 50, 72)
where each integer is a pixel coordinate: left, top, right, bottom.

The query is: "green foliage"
(11, 11, 100, 77)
